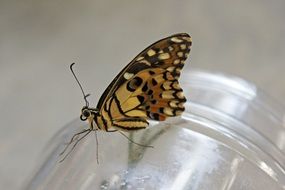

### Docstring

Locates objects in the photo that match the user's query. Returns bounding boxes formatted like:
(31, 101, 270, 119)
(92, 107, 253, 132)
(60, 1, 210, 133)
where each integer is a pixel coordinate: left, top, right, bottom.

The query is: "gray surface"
(0, 1, 284, 189)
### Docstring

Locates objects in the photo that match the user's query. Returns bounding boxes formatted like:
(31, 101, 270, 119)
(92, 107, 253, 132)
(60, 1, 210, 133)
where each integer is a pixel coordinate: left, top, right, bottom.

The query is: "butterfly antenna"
(70, 63, 90, 107)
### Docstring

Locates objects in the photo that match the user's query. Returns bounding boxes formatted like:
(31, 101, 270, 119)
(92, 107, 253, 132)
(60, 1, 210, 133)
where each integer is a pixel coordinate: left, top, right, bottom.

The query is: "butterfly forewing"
(96, 33, 192, 131)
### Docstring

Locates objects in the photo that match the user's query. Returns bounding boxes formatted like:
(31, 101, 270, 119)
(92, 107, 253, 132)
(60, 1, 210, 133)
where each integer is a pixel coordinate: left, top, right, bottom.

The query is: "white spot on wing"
(158, 53, 170, 60)
(180, 44, 186, 50)
(174, 59, 180, 65)
(147, 49, 156, 56)
(177, 52, 184, 57)
(123, 72, 134, 80)
(171, 37, 183, 43)
(136, 56, 144, 61)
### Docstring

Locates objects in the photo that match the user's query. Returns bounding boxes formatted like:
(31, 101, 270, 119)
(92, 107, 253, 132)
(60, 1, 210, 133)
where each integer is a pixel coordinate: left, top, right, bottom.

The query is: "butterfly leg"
(105, 129, 117, 132)
(115, 130, 154, 148)
(59, 129, 91, 162)
(59, 128, 90, 156)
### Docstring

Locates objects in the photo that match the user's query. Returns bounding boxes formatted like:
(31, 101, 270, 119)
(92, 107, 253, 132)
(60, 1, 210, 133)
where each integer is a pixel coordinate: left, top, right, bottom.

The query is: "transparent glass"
(25, 70, 285, 190)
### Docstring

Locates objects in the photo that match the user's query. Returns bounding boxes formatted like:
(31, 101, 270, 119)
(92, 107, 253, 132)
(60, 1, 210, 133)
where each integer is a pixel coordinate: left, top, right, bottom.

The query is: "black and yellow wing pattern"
(94, 33, 192, 131)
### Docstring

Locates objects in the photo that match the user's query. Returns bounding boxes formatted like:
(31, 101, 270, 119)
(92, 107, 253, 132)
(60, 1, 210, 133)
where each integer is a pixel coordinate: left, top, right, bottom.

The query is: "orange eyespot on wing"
(96, 33, 192, 131)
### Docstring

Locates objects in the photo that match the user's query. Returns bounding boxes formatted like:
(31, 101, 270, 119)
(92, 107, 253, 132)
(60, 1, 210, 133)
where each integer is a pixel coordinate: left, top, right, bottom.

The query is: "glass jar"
(25, 70, 285, 190)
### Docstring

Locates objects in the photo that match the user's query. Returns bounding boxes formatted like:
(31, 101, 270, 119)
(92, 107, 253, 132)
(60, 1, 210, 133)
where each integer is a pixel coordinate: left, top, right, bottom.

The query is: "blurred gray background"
(0, 0, 284, 189)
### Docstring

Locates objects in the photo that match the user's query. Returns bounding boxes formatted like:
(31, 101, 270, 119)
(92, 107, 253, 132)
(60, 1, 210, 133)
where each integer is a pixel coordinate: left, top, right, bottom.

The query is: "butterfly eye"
(82, 110, 90, 117)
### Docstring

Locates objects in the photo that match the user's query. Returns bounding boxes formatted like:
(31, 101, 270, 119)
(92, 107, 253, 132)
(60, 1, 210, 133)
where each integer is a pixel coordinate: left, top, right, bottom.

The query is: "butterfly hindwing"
(96, 33, 192, 131)
(139, 69, 186, 121)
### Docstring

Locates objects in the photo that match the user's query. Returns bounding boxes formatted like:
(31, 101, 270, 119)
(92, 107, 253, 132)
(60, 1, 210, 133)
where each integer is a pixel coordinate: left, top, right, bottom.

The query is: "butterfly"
(60, 33, 192, 162)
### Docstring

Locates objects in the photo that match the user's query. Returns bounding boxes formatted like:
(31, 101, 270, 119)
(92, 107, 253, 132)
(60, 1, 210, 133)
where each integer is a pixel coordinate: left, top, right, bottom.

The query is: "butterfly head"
(80, 106, 99, 121)
(80, 106, 90, 121)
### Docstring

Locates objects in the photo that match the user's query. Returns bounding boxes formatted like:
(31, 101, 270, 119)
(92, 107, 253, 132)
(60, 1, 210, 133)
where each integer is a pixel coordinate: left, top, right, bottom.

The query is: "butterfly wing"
(96, 33, 192, 131)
